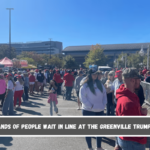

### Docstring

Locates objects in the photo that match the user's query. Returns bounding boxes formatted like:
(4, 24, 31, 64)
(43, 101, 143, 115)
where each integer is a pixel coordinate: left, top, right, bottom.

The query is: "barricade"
(141, 81, 150, 104)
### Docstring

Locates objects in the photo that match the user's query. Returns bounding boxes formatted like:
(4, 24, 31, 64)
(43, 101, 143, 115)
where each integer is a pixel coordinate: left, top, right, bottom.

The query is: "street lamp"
(139, 45, 150, 69)
(121, 55, 127, 68)
(6, 8, 14, 59)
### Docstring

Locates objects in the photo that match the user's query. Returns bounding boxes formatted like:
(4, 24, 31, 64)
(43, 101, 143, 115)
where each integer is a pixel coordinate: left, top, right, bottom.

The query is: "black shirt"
(146, 76, 150, 83)
(135, 85, 145, 106)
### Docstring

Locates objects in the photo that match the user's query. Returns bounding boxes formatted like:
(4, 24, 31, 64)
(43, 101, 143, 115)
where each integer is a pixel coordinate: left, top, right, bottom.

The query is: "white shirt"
(7, 80, 14, 90)
(44, 72, 47, 79)
(15, 81, 24, 91)
(35, 72, 38, 81)
(80, 83, 107, 112)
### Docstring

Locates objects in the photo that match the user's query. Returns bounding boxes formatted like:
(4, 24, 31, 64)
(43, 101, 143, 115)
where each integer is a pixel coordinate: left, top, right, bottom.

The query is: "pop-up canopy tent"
(0, 57, 13, 67)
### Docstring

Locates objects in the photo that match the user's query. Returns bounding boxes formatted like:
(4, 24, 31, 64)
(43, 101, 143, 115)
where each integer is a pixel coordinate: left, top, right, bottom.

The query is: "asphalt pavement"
(0, 86, 150, 150)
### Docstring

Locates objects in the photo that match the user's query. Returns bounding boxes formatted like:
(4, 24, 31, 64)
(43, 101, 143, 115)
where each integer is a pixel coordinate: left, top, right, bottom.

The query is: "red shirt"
(29, 75, 36, 82)
(63, 73, 74, 87)
(116, 84, 147, 144)
(142, 69, 148, 75)
(53, 73, 62, 83)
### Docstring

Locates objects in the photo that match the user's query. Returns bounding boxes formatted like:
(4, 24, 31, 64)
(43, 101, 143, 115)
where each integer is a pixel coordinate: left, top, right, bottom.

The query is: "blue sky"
(1, 0, 150, 49)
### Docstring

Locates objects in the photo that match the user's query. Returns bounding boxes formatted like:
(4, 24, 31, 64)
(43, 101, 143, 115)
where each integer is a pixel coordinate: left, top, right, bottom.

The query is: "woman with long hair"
(79, 69, 107, 150)
(14, 75, 24, 109)
(0, 74, 6, 110)
(2, 74, 15, 115)
(104, 71, 115, 115)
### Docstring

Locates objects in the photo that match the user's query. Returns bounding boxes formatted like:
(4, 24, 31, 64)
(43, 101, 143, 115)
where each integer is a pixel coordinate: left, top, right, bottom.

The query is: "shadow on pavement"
(101, 137, 115, 147)
(0, 148, 7, 150)
(0, 137, 13, 147)
(57, 114, 62, 116)
(21, 101, 45, 108)
(28, 97, 42, 100)
(16, 108, 43, 116)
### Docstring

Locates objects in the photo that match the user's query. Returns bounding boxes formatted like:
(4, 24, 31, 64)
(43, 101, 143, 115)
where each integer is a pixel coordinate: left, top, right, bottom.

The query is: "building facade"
(63, 43, 150, 67)
(0, 41, 63, 55)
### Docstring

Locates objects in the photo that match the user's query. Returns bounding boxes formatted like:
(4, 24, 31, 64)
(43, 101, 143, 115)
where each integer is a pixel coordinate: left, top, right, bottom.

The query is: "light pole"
(139, 45, 150, 69)
(121, 55, 127, 68)
(6, 8, 14, 59)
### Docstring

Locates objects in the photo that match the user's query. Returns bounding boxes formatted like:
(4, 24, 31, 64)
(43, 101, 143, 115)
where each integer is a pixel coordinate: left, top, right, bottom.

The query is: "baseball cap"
(114, 70, 122, 78)
(108, 71, 115, 76)
(6, 74, 12, 78)
(122, 68, 141, 79)
(35, 69, 39, 72)
(88, 69, 98, 75)
(17, 75, 22, 79)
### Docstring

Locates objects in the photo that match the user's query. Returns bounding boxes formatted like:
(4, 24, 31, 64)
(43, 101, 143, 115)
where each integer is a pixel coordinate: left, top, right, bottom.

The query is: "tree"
(21, 57, 34, 65)
(0, 45, 16, 59)
(13, 61, 21, 68)
(63, 55, 77, 69)
(84, 44, 107, 68)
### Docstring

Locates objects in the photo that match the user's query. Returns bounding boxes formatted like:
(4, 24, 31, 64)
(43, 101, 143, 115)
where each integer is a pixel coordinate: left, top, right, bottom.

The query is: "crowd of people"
(0, 66, 150, 149)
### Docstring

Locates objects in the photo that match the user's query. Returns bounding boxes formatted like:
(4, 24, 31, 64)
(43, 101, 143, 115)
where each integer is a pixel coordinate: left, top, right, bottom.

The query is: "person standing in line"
(23, 73, 29, 101)
(101, 71, 109, 85)
(113, 70, 123, 150)
(63, 70, 75, 100)
(53, 70, 62, 95)
(34, 69, 39, 92)
(104, 71, 115, 115)
(74, 71, 84, 110)
(0, 75, 6, 110)
(79, 69, 107, 150)
(116, 68, 147, 150)
(37, 69, 45, 95)
(29, 71, 36, 95)
(2, 74, 15, 115)
(48, 80, 58, 115)
(48, 70, 54, 84)
(14, 75, 24, 109)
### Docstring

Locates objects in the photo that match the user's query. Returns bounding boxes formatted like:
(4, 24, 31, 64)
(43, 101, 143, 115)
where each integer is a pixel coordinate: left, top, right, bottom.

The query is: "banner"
(0, 117, 150, 136)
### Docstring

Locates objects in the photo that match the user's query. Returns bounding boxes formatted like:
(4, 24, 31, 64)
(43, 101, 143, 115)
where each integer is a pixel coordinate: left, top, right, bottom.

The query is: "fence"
(141, 81, 150, 104)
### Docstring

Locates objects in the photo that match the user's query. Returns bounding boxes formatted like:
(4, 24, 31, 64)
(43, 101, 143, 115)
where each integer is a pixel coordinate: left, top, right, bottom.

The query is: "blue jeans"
(2, 90, 14, 115)
(24, 86, 29, 101)
(66, 86, 72, 100)
(117, 137, 145, 150)
(106, 103, 114, 115)
(82, 110, 104, 148)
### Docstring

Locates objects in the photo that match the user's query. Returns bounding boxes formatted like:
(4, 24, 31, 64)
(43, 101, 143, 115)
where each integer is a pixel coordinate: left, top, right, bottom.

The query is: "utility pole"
(6, 8, 14, 59)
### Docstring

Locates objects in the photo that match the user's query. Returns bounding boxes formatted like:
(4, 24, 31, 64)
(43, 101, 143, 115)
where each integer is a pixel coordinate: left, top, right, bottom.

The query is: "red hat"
(17, 75, 22, 79)
(35, 69, 39, 72)
(6, 74, 12, 78)
(114, 70, 122, 78)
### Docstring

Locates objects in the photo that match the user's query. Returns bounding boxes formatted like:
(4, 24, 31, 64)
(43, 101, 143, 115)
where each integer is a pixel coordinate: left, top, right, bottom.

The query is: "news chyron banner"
(1, 116, 150, 136)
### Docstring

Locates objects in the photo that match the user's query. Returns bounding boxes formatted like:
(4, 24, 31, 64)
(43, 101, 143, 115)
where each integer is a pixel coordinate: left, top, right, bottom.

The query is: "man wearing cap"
(116, 68, 147, 150)
(74, 71, 84, 110)
(112, 70, 123, 150)
(63, 70, 75, 100)
(112, 70, 123, 104)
